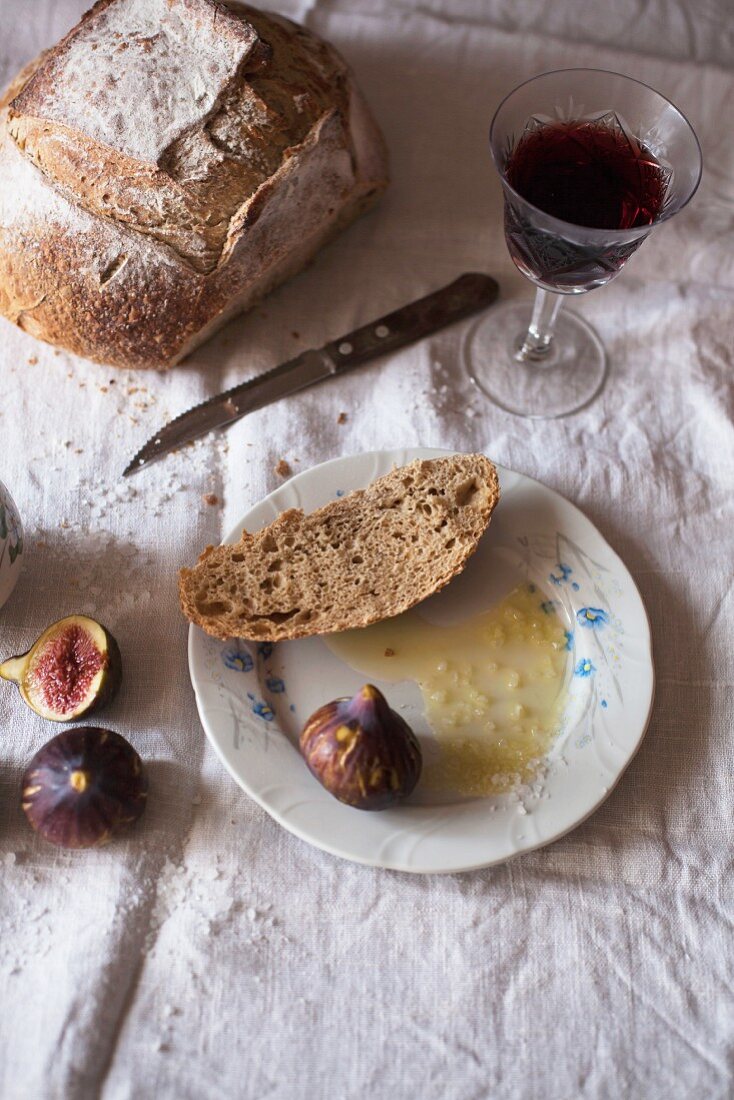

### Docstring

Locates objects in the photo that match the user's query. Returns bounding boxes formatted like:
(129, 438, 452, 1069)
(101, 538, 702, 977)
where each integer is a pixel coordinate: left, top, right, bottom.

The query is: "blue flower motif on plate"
(574, 658, 596, 677)
(540, 600, 555, 615)
(564, 630, 574, 651)
(577, 607, 609, 629)
(252, 700, 275, 721)
(222, 645, 254, 673)
(550, 562, 572, 586)
(265, 676, 285, 694)
(257, 642, 274, 660)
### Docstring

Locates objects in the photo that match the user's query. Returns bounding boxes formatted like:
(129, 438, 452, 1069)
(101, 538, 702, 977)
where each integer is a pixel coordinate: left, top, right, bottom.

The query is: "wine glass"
(463, 69, 702, 418)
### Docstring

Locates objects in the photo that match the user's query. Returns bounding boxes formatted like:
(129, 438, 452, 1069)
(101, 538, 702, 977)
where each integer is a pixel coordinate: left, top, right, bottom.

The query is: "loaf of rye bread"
(0, 0, 388, 369)
(179, 455, 501, 642)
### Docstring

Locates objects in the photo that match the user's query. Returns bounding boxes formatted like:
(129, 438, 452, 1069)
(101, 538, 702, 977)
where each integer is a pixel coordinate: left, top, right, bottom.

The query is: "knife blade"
(123, 271, 499, 477)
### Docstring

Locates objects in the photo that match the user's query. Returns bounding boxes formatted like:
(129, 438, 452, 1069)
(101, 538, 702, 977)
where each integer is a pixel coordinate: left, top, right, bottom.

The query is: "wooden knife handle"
(322, 272, 500, 371)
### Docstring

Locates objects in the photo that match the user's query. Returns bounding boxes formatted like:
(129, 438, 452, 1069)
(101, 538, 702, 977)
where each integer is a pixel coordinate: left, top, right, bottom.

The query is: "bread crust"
(0, 0, 388, 369)
(179, 455, 501, 642)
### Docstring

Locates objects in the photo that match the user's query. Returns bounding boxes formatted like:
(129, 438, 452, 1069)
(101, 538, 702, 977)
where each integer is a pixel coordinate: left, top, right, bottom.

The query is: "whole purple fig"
(299, 684, 422, 810)
(21, 727, 148, 848)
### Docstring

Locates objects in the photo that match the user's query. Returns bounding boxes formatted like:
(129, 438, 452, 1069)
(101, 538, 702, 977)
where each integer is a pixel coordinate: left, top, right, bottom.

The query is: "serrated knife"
(123, 272, 499, 477)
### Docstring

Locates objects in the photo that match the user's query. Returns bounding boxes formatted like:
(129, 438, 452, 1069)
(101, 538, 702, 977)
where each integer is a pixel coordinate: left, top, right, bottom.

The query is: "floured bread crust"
(0, 0, 388, 369)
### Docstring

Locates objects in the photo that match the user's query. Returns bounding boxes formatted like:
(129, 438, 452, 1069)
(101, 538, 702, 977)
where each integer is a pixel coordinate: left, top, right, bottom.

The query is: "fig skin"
(21, 727, 148, 848)
(0, 615, 122, 722)
(300, 684, 422, 811)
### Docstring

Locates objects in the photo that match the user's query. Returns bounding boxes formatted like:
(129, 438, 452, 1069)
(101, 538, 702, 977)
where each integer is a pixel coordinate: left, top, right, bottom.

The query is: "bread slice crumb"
(179, 454, 500, 642)
(275, 459, 292, 477)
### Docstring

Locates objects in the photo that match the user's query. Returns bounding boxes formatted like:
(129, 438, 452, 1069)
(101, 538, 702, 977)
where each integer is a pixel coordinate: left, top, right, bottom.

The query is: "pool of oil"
(325, 584, 569, 795)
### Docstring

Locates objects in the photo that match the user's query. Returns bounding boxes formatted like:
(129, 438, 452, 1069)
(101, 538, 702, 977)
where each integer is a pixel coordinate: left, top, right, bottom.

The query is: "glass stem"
(515, 288, 563, 362)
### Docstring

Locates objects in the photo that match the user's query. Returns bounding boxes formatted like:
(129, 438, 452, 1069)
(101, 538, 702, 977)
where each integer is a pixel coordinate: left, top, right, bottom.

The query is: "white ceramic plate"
(189, 448, 654, 873)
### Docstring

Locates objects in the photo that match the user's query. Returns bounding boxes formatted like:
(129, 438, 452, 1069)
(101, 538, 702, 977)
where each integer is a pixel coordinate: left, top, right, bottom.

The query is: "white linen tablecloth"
(1, 2, 733, 1097)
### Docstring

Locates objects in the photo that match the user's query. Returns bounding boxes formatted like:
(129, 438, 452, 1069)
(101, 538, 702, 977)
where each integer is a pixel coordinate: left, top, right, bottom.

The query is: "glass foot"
(463, 301, 607, 418)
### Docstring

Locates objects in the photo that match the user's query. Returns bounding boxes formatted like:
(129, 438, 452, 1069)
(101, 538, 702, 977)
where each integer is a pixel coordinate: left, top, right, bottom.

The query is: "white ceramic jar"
(0, 480, 23, 610)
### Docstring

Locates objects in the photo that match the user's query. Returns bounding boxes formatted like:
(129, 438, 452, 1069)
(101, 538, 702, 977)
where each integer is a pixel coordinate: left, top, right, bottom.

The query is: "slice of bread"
(179, 454, 500, 642)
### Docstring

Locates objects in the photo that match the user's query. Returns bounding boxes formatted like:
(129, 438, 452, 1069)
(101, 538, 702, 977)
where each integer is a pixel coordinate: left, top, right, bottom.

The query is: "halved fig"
(0, 615, 122, 722)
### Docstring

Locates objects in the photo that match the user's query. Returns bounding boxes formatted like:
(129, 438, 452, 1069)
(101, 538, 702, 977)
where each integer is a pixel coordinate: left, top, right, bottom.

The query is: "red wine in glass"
(467, 70, 701, 420)
(503, 111, 671, 291)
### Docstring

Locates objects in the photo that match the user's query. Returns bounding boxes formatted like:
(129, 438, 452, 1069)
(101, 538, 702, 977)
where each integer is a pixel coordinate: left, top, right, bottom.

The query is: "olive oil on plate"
(325, 585, 569, 796)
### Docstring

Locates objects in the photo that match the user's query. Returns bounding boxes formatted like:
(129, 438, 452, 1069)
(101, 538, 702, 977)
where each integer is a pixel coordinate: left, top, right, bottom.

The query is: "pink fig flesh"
(31, 624, 105, 714)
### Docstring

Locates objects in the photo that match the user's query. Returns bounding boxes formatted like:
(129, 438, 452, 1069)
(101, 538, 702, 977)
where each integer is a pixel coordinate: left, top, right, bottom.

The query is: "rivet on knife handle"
(123, 273, 500, 476)
(323, 273, 500, 368)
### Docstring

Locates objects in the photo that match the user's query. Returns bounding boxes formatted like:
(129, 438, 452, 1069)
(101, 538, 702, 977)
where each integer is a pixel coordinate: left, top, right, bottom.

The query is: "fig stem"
(0, 655, 24, 683)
